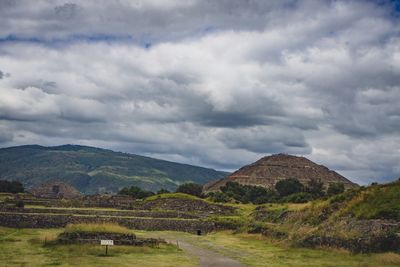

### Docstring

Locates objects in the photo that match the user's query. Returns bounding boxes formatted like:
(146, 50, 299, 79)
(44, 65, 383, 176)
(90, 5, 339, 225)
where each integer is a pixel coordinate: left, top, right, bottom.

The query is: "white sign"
(101, 240, 114, 246)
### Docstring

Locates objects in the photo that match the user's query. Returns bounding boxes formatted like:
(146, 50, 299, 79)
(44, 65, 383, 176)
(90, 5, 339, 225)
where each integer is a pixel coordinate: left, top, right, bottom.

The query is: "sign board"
(101, 240, 114, 246)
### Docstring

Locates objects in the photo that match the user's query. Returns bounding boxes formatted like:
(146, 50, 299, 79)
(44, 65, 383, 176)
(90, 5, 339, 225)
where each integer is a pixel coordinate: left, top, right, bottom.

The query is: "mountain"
(203, 153, 357, 192)
(0, 145, 229, 194)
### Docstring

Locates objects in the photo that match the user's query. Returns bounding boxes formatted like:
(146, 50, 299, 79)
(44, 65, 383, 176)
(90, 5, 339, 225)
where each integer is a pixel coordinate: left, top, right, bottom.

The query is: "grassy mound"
(343, 180, 400, 220)
(145, 193, 201, 201)
(64, 223, 132, 234)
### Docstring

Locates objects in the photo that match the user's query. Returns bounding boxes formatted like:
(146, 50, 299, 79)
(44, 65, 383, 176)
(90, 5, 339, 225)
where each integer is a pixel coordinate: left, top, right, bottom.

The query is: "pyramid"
(204, 154, 357, 192)
(30, 180, 82, 199)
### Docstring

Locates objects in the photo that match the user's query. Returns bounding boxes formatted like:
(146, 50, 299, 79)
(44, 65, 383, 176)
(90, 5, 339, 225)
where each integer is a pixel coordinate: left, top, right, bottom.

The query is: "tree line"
(119, 178, 345, 204)
(118, 182, 203, 199)
(207, 178, 345, 204)
(0, 180, 24, 193)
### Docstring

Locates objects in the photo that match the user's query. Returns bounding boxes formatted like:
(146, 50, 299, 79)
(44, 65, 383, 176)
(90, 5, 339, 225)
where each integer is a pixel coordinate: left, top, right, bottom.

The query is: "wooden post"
(105, 245, 108, 256)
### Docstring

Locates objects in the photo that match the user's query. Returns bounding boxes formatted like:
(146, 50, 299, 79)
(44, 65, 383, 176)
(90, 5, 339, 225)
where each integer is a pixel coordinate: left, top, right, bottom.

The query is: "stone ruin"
(30, 180, 82, 199)
(204, 153, 358, 192)
(58, 232, 164, 247)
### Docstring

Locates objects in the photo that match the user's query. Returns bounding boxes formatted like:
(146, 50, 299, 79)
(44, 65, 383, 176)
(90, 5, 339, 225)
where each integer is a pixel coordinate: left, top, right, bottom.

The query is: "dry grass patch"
(374, 252, 400, 265)
(64, 223, 132, 234)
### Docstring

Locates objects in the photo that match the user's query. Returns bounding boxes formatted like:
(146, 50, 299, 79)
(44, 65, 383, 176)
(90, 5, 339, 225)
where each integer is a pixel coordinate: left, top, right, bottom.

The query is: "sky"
(0, 0, 400, 185)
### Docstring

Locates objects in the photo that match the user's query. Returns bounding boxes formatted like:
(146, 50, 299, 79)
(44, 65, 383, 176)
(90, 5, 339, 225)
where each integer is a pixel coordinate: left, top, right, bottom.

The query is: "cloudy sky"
(0, 0, 400, 184)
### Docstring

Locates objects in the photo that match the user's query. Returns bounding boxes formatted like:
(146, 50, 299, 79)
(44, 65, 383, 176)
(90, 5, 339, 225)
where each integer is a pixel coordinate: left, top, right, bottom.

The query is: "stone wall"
(5, 195, 236, 216)
(58, 232, 163, 246)
(0, 213, 215, 233)
(0, 206, 199, 219)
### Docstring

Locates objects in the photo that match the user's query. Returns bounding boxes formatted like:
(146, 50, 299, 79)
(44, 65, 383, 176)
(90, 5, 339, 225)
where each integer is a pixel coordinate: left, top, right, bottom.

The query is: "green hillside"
(0, 145, 229, 194)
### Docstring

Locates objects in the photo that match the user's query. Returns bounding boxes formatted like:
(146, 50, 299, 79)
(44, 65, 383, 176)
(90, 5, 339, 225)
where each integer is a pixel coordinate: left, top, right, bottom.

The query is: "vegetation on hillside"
(118, 186, 154, 199)
(0, 180, 24, 193)
(341, 180, 400, 220)
(214, 180, 400, 253)
(118, 182, 204, 199)
(207, 179, 345, 204)
(0, 145, 228, 194)
(176, 183, 203, 197)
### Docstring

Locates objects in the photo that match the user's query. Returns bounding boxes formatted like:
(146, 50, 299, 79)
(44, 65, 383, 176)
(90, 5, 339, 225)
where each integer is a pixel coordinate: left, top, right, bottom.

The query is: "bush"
(157, 188, 170, 194)
(118, 186, 154, 199)
(207, 192, 230, 203)
(327, 183, 345, 196)
(16, 200, 25, 208)
(176, 183, 203, 197)
(275, 178, 304, 197)
(0, 180, 24, 193)
(280, 192, 314, 203)
(305, 178, 325, 197)
(220, 182, 278, 204)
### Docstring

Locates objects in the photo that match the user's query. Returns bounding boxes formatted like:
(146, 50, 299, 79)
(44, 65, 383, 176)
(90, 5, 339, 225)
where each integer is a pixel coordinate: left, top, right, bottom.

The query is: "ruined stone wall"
(5, 196, 236, 216)
(58, 232, 162, 246)
(0, 206, 199, 219)
(0, 213, 215, 233)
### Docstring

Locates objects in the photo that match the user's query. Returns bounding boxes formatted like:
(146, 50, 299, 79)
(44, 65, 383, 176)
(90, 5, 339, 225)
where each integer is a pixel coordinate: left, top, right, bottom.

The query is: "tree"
(220, 182, 278, 204)
(176, 183, 203, 197)
(207, 192, 230, 203)
(220, 182, 247, 202)
(16, 200, 25, 208)
(305, 178, 325, 198)
(157, 188, 170, 194)
(118, 186, 154, 199)
(275, 178, 304, 197)
(327, 183, 345, 196)
(243, 186, 278, 204)
(0, 180, 24, 193)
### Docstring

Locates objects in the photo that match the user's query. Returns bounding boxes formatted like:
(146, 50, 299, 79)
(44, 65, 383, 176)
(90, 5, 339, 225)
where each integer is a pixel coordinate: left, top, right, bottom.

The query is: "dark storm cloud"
(0, 0, 400, 183)
(54, 3, 80, 20)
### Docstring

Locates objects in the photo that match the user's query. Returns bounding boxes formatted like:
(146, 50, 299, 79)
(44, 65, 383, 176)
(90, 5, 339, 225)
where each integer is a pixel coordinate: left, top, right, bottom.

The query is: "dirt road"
(172, 238, 244, 267)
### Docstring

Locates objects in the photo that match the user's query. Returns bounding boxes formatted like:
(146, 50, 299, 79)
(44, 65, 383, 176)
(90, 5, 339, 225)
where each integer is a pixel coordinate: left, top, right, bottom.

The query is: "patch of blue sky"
(0, 33, 154, 49)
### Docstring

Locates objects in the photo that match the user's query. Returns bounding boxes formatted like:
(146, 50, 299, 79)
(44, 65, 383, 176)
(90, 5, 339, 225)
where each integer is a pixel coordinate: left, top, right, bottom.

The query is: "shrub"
(157, 188, 170, 194)
(280, 192, 314, 203)
(327, 183, 345, 196)
(119, 186, 154, 199)
(207, 192, 230, 203)
(0, 180, 24, 193)
(176, 183, 203, 197)
(16, 200, 24, 208)
(305, 178, 325, 197)
(275, 178, 304, 197)
(220, 182, 278, 204)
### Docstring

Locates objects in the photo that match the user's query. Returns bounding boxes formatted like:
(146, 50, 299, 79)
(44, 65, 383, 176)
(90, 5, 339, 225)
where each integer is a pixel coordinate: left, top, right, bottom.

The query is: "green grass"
(150, 230, 400, 267)
(344, 181, 400, 220)
(0, 227, 197, 267)
(2, 227, 400, 267)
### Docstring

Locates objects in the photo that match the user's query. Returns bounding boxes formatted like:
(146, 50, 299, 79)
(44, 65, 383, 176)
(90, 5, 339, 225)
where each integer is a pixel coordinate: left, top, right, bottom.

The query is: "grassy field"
(144, 230, 400, 267)
(0, 227, 197, 267)
(1, 227, 400, 266)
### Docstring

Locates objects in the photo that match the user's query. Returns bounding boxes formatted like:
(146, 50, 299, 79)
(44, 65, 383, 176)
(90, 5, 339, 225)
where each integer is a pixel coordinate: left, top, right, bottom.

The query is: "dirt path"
(150, 233, 245, 267)
(172, 238, 244, 267)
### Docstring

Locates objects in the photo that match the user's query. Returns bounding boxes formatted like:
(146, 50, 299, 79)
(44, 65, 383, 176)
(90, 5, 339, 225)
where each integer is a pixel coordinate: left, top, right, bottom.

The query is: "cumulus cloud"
(0, 0, 399, 184)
